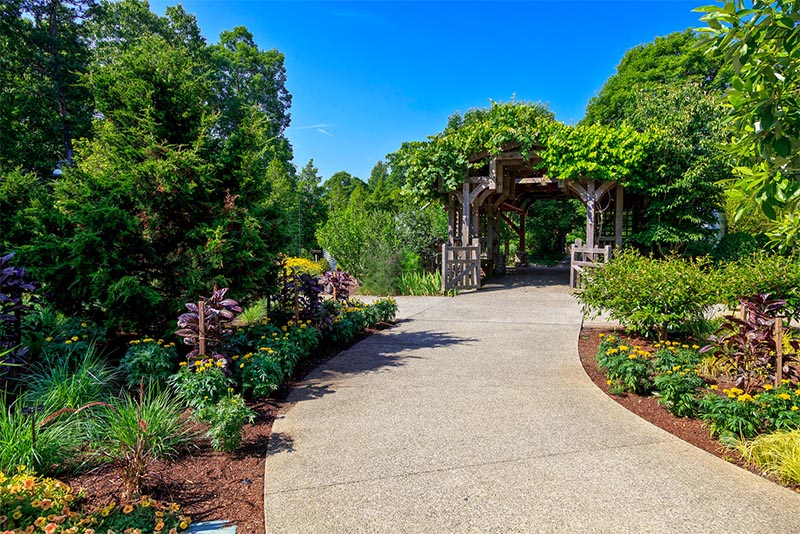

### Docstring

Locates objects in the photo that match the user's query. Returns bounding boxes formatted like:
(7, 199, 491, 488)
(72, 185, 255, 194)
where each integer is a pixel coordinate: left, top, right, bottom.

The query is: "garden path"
(264, 268, 800, 533)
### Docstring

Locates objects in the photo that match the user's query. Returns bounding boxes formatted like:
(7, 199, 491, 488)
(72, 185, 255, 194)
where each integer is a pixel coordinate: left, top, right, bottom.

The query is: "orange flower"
(44, 523, 57, 534)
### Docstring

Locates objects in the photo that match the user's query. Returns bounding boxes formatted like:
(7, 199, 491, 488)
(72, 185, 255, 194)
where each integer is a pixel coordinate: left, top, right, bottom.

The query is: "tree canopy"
(697, 0, 800, 248)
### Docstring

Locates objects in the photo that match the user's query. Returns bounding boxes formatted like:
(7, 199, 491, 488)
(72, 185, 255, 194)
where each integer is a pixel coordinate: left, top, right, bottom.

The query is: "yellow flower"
(155, 521, 165, 531)
(180, 522, 188, 530)
(619, 345, 628, 351)
(628, 354, 637, 360)
(179, 362, 187, 366)
(792, 406, 799, 411)
(764, 384, 773, 391)
(778, 393, 791, 400)
(34, 517, 47, 527)
(692, 344, 700, 350)
(31, 499, 42, 508)
(71, 336, 79, 341)
(64, 339, 72, 345)
(737, 394, 754, 403)
(45, 336, 53, 342)
(81, 322, 87, 328)
(606, 379, 612, 385)
(12, 511, 21, 520)
(710, 385, 718, 390)
(239, 363, 245, 368)
(123, 504, 134, 514)
(782, 379, 790, 384)
(681, 344, 689, 349)
(598, 333, 605, 338)
(215, 361, 224, 368)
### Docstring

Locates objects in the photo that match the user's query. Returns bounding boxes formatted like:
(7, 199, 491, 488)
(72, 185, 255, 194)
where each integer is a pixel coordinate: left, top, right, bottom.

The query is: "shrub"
(170, 361, 232, 409)
(698, 383, 800, 439)
(283, 256, 328, 277)
(712, 232, 769, 262)
(89, 385, 194, 499)
(734, 428, 800, 485)
(594, 333, 654, 394)
(176, 288, 242, 362)
(21, 309, 106, 368)
(719, 252, 800, 319)
(121, 338, 179, 390)
(196, 394, 255, 452)
(0, 253, 39, 384)
(579, 249, 717, 339)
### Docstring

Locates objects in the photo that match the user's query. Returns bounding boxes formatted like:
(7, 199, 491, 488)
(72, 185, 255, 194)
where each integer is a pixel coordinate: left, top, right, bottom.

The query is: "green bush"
(719, 252, 800, 319)
(712, 232, 769, 262)
(170, 361, 232, 409)
(196, 394, 255, 452)
(121, 338, 178, 390)
(652, 342, 705, 417)
(580, 249, 717, 339)
(698, 384, 800, 439)
(397, 271, 443, 296)
(595, 333, 654, 394)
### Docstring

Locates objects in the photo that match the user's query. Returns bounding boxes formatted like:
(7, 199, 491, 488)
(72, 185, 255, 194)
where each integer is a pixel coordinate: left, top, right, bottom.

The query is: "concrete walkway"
(264, 270, 800, 533)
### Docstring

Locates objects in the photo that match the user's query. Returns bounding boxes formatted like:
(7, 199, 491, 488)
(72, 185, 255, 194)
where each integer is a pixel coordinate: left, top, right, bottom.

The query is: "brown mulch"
(63, 325, 391, 534)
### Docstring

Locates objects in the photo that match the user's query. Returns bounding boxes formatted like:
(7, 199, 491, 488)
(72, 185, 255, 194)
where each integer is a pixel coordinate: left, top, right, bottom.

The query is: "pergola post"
(461, 182, 471, 246)
(585, 179, 596, 249)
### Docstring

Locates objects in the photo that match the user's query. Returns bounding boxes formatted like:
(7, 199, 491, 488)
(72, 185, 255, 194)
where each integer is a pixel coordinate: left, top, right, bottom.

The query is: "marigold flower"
(628, 354, 637, 360)
(179, 362, 187, 366)
(64, 340, 72, 345)
(12, 511, 21, 520)
(45, 336, 53, 342)
(778, 393, 792, 400)
(793, 406, 799, 411)
(764, 384, 774, 391)
(240, 363, 245, 368)
(710, 385, 718, 390)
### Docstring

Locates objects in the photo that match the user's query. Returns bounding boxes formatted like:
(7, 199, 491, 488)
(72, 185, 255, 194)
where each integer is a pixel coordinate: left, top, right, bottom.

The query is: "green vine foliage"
(390, 101, 653, 204)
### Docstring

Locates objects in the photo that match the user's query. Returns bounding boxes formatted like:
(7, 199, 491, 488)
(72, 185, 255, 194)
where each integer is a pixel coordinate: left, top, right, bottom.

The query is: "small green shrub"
(234, 350, 283, 399)
(234, 299, 269, 327)
(170, 361, 233, 409)
(595, 334, 654, 394)
(580, 249, 717, 339)
(719, 252, 800, 319)
(712, 232, 769, 262)
(90, 386, 194, 499)
(698, 384, 800, 439)
(121, 338, 178, 390)
(734, 428, 800, 485)
(196, 393, 255, 452)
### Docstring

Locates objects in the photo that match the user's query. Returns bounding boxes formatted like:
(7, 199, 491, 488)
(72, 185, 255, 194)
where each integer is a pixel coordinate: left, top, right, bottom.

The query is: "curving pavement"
(264, 269, 800, 533)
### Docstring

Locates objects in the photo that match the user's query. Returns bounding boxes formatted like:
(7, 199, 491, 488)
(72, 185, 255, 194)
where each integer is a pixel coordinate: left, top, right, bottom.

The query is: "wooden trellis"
(439, 144, 628, 291)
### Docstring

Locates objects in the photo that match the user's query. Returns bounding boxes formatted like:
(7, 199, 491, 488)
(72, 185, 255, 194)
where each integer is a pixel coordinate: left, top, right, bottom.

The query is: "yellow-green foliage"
(736, 429, 800, 485)
(283, 257, 328, 277)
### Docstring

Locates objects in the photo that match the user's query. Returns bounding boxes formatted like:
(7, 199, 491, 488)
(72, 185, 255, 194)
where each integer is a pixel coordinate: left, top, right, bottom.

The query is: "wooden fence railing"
(570, 239, 611, 290)
(442, 242, 481, 292)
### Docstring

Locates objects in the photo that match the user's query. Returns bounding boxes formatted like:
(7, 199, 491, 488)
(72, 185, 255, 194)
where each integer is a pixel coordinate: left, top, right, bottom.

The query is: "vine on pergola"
(388, 101, 653, 202)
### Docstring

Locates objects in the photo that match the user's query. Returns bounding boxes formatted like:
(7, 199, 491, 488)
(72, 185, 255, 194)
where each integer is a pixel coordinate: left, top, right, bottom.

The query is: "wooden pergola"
(442, 144, 631, 291)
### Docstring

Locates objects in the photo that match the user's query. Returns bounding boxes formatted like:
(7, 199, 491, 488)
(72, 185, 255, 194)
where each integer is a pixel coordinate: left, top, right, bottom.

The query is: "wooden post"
(447, 193, 455, 244)
(519, 209, 527, 253)
(198, 300, 206, 357)
(441, 243, 447, 293)
(586, 179, 596, 249)
(615, 185, 624, 247)
(775, 316, 784, 388)
(462, 182, 471, 246)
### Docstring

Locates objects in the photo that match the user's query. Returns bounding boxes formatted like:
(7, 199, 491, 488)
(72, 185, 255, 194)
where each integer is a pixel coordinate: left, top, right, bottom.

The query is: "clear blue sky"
(148, 0, 707, 183)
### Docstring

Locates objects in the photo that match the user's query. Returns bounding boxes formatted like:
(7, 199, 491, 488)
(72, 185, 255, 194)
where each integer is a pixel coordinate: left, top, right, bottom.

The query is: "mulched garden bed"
(63, 324, 393, 534)
(578, 326, 800, 493)
(65, 322, 797, 534)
